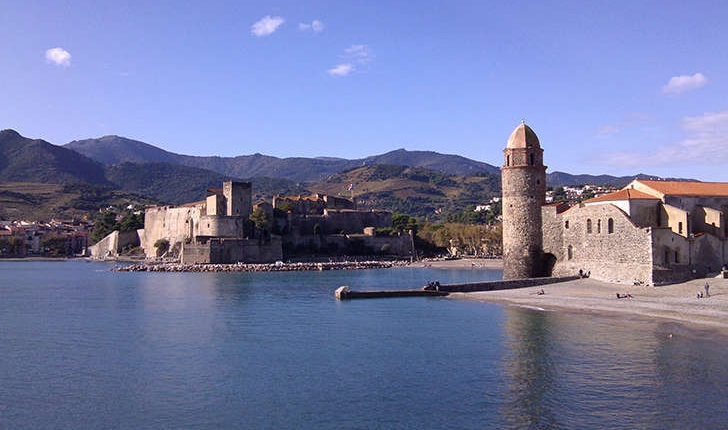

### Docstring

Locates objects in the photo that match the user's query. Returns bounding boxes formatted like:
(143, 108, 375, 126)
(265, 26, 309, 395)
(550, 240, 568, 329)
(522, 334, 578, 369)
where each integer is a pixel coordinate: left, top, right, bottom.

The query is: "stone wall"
(182, 237, 283, 264)
(322, 209, 392, 234)
(142, 206, 201, 257)
(663, 204, 689, 237)
(197, 215, 244, 238)
(89, 229, 140, 259)
(501, 164, 546, 279)
(547, 203, 654, 284)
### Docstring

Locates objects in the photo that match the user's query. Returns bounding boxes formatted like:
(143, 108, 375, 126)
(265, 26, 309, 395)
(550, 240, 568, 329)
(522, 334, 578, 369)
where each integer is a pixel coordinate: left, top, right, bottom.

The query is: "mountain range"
(1, 128, 683, 219)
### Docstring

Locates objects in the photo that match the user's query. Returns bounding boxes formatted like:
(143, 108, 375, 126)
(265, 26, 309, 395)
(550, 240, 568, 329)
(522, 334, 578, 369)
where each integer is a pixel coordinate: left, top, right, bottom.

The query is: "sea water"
(1, 260, 727, 429)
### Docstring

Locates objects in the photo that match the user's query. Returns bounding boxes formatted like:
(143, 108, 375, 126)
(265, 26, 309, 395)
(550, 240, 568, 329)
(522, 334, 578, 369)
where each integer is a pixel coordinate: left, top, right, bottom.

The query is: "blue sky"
(2, 1, 727, 181)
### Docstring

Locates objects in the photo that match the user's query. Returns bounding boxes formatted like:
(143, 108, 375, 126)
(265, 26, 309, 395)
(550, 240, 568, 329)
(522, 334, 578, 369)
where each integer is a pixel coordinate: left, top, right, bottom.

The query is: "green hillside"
(0, 129, 110, 185)
(310, 165, 501, 218)
(0, 182, 158, 221)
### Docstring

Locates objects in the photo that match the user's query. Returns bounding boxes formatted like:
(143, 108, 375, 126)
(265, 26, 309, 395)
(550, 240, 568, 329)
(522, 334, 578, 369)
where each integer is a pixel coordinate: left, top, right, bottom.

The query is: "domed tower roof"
(506, 123, 540, 149)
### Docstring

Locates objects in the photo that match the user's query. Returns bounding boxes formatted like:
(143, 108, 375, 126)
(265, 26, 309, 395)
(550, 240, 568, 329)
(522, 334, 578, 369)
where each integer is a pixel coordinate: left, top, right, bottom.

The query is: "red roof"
(585, 189, 659, 203)
(636, 180, 728, 197)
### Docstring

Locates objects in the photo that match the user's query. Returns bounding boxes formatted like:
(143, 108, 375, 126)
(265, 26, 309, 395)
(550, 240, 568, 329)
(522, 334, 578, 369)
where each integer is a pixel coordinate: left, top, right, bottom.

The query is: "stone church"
(501, 123, 728, 285)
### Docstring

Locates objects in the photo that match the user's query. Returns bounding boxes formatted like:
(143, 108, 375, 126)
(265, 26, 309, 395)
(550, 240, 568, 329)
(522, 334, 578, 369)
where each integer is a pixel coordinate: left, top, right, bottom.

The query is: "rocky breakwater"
(113, 260, 410, 273)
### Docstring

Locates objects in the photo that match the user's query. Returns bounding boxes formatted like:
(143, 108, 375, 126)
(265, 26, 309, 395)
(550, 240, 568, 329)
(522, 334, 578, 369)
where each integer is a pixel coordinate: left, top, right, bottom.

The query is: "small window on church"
(597, 219, 601, 234)
(586, 219, 592, 234)
(678, 222, 683, 234)
(565, 220, 569, 229)
(608, 218, 614, 234)
(567, 245, 573, 260)
(506, 155, 510, 166)
(529, 153, 535, 166)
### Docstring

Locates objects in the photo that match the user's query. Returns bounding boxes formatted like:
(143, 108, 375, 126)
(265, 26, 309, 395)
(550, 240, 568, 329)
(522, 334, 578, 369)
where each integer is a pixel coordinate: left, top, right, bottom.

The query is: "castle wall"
(142, 206, 201, 256)
(89, 230, 141, 259)
(223, 181, 252, 217)
(322, 209, 392, 234)
(549, 203, 654, 284)
(206, 194, 224, 216)
(197, 215, 243, 238)
(182, 237, 282, 264)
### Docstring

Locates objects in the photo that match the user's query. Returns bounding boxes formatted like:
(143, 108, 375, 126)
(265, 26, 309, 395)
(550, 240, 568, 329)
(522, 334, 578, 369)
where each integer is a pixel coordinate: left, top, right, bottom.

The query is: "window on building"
(529, 153, 535, 166)
(567, 245, 573, 260)
(586, 219, 592, 233)
(506, 155, 510, 166)
(608, 218, 614, 234)
(565, 220, 569, 229)
(665, 249, 670, 264)
(674, 251, 679, 263)
(597, 219, 601, 234)
(678, 222, 683, 234)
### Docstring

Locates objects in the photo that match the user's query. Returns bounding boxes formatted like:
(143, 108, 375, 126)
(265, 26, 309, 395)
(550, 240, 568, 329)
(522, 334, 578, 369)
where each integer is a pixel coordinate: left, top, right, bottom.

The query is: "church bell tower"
(501, 122, 547, 280)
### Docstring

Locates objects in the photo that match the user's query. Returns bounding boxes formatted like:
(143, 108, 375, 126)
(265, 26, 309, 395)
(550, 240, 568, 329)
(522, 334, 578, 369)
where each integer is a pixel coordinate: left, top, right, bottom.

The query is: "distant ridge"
(64, 137, 500, 182)
(1, 129, 110, 185)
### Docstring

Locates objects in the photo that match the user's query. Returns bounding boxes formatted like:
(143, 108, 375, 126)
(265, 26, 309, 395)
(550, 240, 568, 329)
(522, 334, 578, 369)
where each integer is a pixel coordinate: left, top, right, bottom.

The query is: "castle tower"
(223, 181, 252, 217)
(501, 122, 547, 280)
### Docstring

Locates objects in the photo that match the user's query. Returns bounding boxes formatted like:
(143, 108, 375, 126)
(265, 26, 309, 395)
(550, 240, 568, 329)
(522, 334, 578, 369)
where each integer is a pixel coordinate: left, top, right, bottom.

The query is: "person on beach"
(705, 282, 710, 297)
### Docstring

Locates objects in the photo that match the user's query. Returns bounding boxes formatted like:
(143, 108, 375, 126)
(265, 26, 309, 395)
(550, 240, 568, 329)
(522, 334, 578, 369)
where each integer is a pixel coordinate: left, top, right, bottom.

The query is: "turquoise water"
(1, 261, 727, 429)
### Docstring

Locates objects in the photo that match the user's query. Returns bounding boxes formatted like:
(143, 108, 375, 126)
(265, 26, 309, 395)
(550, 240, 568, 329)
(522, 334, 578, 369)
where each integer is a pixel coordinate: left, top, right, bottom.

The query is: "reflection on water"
(500, 308, 559, 429)
(2, 261, 728, 429)
(497, 307, 728, 429)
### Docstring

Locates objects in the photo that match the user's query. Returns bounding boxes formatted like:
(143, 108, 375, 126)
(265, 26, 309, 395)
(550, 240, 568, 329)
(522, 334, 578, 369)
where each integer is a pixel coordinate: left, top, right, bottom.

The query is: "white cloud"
(299, 20, 324, 33)
(597, 110, 728, 168)
(251, 15, 285, 37)
(45, 47, 71, 67)
(328, 63, 354, 77)
(662, 72, 708, 94)
(326, 44, 373, 77)
(595, 113, 651, 137)
(343, 44, 373, 64)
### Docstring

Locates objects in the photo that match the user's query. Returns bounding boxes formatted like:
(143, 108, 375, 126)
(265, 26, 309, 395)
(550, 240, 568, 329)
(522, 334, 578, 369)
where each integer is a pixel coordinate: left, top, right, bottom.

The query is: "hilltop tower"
(501, 122, 547, 280)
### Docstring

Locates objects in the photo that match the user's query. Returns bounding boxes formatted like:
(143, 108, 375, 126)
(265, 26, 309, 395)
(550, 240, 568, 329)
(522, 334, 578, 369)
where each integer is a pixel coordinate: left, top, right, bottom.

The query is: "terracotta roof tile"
(585, 189, 659, 203)
(636, 180, 728, 197)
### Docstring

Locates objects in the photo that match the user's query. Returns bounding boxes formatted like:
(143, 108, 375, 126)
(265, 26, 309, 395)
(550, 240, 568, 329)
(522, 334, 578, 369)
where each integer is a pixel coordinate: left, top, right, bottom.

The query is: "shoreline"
(453, 276, 728, 334)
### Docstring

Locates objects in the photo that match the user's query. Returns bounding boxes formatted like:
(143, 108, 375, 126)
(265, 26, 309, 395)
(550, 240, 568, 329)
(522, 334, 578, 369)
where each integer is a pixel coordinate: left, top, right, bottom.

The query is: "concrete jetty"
(335, 276, 580, 300)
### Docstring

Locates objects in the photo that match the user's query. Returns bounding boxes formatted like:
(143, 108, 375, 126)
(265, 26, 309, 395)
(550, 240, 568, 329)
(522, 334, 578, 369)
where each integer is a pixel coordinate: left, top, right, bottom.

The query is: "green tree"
(41, 235, 68, 256)
(392, 212, 419, 234)
(249, 208, 273, 232)
(89, 211, 118, 244)
(154, 238, 170, 257)
(119, 212, 144, 232)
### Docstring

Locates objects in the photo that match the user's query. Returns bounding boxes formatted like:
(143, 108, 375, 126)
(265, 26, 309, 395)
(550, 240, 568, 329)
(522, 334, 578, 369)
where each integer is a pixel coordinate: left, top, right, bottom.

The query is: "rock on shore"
(113, 260, 410, 273)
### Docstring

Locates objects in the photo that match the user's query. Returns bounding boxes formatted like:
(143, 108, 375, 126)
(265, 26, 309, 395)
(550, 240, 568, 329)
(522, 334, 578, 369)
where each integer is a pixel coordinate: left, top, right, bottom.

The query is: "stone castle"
(88, 181, 413, 263)
(501, 123, 728, 285)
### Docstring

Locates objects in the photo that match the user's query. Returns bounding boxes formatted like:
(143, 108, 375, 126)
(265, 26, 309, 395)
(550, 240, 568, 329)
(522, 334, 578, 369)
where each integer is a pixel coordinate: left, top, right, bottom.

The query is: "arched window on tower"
(597, 219, 601, 234)
(506, 155, 510, 166)
(567, 245, 573, 260)
(565, 220, 569, 229)
(529, 153, 535, 166)
(586, 219, 592, 234)
(608, 218, 614, 234)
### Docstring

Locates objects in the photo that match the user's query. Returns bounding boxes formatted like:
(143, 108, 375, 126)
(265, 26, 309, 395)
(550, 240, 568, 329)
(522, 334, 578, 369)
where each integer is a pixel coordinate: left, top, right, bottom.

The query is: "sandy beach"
(452, 275, 728, 333)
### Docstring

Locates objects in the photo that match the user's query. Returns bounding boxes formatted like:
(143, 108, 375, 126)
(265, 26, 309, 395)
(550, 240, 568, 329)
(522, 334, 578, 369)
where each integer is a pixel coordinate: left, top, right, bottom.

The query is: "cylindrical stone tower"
(501, 122, 546, 280)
